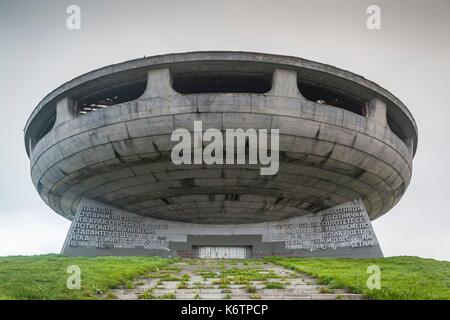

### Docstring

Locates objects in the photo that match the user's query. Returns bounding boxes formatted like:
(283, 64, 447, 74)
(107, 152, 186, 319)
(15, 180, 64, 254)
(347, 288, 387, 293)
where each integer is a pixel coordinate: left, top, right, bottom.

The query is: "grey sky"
(0, 0, 449, 259)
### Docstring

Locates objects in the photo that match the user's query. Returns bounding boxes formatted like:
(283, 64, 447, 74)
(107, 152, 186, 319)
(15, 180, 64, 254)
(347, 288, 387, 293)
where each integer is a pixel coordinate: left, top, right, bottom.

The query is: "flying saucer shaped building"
(24, 52, 417, 258)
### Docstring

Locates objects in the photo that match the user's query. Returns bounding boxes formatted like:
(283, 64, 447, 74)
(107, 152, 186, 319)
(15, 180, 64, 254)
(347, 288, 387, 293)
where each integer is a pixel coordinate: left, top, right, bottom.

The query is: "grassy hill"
(0, 255, 448, 300)
(267, 256, 450, 300)
(0, 254, 169, 299)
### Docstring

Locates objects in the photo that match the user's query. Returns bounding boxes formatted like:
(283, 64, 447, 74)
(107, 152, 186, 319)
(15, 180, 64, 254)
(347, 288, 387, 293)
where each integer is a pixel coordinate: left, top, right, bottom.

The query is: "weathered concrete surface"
(24, 52, 417, 258)
(108, 259, 364, 300)
(61, 198, 383, 258)
(24, 51, 418, 148)
(26, 53, 415, 223)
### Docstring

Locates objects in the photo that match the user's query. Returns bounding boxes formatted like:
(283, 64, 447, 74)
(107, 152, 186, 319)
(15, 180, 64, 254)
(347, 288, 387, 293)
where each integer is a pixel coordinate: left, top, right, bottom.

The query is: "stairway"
(109, 259, 364, 300)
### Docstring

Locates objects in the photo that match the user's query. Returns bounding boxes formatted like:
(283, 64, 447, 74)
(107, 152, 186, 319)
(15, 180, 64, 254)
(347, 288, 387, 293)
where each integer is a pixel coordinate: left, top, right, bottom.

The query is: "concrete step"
(165, 293, 364, 300)
(150, 287, 326, 295)
(107, 260, 365, 300)
(258, 294, 365, 300)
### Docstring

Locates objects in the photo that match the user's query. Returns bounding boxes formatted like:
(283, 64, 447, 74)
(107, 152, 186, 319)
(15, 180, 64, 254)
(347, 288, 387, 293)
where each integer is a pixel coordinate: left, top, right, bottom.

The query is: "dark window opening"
(161, 197, 171, 205)
(224, 194, 240, 201)
(78, 81, 146, 114)
(298, 81, 366, 116)
(35, 113, 56, 142)
(387, 113, 407, 143)
(172, 73, 272, 94)
(274, 196, 284, 205)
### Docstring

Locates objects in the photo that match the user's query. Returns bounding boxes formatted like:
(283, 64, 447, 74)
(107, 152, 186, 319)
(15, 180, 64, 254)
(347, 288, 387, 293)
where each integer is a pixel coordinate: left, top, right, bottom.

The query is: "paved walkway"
(109, 259, 364, 300)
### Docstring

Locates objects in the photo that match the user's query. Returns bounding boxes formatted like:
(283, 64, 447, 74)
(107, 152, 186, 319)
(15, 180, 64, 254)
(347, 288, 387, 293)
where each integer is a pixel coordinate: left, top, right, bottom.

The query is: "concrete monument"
(24, 52, 417, 258)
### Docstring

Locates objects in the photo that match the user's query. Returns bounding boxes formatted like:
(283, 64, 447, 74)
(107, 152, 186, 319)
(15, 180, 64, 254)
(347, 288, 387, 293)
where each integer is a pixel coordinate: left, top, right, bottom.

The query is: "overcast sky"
(0, 0, 449, 260)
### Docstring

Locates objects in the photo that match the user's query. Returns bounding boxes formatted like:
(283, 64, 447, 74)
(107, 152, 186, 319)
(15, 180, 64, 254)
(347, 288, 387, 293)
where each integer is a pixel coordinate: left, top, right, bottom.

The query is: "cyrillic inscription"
(67, 205, 169, 250)
(262, 199, 378, 250)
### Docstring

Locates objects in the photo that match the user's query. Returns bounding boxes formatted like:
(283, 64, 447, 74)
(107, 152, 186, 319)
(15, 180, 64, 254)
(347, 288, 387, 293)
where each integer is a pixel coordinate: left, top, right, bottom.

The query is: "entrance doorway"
(194, 246, 251, 259)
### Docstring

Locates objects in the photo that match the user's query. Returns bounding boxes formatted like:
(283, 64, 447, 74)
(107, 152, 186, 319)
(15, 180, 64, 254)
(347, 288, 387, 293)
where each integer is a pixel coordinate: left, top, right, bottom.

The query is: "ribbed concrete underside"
(31, 92, 412, 223)
(27, 53, 415, 224)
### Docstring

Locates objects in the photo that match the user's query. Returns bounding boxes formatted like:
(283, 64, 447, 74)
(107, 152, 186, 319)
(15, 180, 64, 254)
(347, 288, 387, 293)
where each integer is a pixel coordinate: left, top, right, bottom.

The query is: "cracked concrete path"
(109, 259, 364, 300)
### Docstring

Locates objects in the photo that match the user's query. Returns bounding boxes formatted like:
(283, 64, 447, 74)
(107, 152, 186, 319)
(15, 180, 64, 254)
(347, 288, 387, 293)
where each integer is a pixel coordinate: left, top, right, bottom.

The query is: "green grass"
(245, 285, 257, 293)
(1, 255, 448, 300)
(156, 292, 176, 300)
(318, 287, 334, 294)
(138, 289, 154, 300)
(0, 254, 169, 299)
(233, 276, 251, 285)
(212, 277, 231, 285)
(159, 275, 185, 281)
(250, 293, 261, 299)
(265, 281, 284, 289)
(204, 267, 280, 282)
(266, 256, 450, 300)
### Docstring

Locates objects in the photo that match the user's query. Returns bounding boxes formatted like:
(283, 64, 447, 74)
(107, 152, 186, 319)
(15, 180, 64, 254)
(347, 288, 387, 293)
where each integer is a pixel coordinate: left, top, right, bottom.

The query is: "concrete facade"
(24, 52, 417, 257)
(62, 198, 383, 258)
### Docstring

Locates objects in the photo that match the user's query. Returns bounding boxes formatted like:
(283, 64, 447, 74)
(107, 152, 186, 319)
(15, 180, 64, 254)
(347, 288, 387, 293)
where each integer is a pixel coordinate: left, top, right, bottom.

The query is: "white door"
(198, 246, 248, 259)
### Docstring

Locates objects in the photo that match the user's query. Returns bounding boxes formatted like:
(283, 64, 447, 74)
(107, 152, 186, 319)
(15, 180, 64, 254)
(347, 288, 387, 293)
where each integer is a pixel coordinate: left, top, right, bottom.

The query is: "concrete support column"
(28, 136, 37, 154)
(140, 68, 178, 99)
(54, 97, 76, 128)
(405, 137, 414, 155)
(368, 97, 388, 127)
(269, 68, 303, 98)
